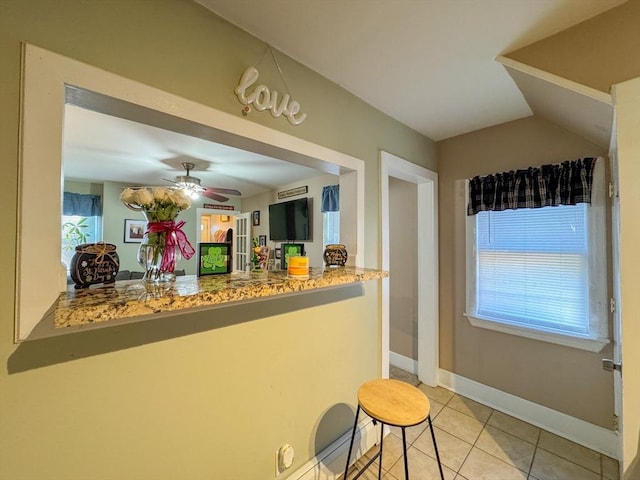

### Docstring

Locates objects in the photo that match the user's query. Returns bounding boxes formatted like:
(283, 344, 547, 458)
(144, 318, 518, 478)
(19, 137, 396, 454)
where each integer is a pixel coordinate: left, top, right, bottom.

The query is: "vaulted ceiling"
(64, 0, 627, 196)
(196, 0, 625, 141)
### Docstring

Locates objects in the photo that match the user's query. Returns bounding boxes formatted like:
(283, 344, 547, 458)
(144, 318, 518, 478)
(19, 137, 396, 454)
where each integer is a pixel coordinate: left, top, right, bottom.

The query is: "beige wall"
(389, 177, 418, 360)
(0, 1, 436, 479)
(437, 116, 613, 427)
(507, 0, 640, 93)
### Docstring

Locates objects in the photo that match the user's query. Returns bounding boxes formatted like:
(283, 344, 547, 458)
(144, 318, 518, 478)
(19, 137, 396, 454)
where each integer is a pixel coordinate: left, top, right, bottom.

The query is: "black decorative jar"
(70, 242, 119, 289)
(323, 244, 348, 267)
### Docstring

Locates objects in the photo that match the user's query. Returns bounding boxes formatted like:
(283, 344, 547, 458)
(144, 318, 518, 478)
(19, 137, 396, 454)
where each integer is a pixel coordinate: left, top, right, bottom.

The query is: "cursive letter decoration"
(234, 67, 307, 126)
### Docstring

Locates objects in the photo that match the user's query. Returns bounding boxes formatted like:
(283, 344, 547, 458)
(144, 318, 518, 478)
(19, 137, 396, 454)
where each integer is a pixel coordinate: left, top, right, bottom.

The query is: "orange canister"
(287, 256, 309, 278)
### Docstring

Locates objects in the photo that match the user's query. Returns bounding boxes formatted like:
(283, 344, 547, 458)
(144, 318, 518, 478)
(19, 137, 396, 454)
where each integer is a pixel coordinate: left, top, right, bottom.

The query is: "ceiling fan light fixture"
(174, 165, 205, 198)
(165, 161, 240, 202)
(175, 179, 204, 198)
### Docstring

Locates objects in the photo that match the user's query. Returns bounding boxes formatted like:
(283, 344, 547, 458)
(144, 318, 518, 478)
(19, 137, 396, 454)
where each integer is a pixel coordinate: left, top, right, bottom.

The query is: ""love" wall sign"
(234, 67, 307, 126)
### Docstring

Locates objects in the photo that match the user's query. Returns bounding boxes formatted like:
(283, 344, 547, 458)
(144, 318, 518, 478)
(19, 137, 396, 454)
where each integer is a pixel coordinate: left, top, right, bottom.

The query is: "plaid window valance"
(467, 157, 596, 216)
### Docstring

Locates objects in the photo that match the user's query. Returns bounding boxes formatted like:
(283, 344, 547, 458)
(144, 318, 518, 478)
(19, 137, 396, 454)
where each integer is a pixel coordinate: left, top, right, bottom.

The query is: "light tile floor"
(344, 369, 619, 480)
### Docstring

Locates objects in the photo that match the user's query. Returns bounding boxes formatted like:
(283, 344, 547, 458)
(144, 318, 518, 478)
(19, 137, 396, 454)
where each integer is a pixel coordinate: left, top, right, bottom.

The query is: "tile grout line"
(438, 387, 611, 479)
(406, 379, 616, 480)
(453, 400, 542, 478)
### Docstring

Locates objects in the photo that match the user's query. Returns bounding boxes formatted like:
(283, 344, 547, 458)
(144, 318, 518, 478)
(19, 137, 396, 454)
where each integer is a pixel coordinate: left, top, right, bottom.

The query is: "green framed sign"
(198, 243, 231, 276)
(281, 243, 304, 270)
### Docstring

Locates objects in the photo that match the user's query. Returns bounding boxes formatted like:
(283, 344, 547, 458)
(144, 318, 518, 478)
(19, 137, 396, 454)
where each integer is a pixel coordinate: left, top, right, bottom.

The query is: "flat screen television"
(268, 197, 310, 241)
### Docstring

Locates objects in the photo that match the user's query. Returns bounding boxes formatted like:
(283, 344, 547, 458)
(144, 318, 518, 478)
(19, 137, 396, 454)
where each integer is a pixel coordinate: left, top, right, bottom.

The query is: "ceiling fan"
(165, 162, 241, 202)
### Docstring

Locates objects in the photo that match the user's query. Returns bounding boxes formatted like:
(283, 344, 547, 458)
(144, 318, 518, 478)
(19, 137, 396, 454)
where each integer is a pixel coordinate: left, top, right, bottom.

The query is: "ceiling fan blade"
(206, 187, 241, 196)
(202, 190, 230, 202)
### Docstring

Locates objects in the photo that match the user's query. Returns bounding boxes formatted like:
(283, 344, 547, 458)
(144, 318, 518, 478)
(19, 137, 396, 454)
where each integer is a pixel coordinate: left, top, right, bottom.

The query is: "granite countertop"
(53, 267, 388, 328)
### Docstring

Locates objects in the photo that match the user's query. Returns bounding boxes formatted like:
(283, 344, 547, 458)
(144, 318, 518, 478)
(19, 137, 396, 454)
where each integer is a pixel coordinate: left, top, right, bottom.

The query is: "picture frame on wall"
(124, 219, 147, 243)
(281, 243, 304, 270)
(252, 210, 260, 226)
(198, 242, 232, 276)
(259, 235, 267, 246)
(274, 248, 281, 260)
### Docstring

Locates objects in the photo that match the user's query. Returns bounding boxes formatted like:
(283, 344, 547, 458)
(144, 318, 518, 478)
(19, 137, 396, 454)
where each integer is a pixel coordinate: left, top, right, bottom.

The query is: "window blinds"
(475, 204, 589, 334)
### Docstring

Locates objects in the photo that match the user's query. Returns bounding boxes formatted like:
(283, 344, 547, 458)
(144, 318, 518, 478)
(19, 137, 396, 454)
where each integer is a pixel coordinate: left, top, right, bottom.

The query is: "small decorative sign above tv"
(234, 67, 307, 126)
(203, 204, 235, 211)
(269, 197, 311, 241)
(277, 185, 308, 200)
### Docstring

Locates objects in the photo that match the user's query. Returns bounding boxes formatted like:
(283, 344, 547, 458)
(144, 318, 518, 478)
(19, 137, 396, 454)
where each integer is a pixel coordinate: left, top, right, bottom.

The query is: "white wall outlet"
(275, 444, 295, 475)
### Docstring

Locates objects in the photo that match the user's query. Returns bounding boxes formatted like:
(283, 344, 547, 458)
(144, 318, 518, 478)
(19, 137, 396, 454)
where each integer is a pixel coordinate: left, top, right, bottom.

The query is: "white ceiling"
(63, 105, 324, 199)
(197, 0, 624, 140)
(64, 0, 624, 196)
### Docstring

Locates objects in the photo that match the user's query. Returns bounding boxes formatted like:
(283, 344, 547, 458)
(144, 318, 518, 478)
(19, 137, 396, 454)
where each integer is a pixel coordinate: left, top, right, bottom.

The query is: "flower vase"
(137, 229, 180, 283)
(120, 187, 196, 283)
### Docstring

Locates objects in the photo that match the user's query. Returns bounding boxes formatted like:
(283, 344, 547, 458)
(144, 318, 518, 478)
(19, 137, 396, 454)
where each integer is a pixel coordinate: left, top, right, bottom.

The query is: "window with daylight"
(465, 158, 609, 351)
(323, 211, 340, 246)
(61, 192, 103, 271)
(61, 215, 102, 269)
(321, 184, 340, 246)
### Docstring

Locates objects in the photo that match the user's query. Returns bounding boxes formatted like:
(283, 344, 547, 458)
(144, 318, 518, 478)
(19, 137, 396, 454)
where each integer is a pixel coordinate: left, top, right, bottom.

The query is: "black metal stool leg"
(343, 405, 361, 480)
(377, 421, 384, 480)
(428, 415, 445, 480)
(401, 427, 410, 480)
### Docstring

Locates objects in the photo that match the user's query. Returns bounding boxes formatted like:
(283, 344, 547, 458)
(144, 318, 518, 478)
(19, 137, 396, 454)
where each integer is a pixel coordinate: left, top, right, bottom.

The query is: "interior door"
(234, 212, 252, 273)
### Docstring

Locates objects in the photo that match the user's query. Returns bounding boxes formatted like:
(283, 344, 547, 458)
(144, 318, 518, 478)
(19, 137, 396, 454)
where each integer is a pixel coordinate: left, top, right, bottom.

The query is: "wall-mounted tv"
(268, 197, 311, 241)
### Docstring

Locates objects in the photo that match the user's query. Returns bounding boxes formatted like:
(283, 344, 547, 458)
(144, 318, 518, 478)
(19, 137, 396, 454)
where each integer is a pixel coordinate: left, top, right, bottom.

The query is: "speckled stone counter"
(53, 267, 388, 329)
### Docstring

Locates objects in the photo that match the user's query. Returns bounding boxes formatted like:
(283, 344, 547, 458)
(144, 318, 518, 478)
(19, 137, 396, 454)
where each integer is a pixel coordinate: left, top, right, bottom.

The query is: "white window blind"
(475, 205, 588, 335)
(323, 211, 340, 246)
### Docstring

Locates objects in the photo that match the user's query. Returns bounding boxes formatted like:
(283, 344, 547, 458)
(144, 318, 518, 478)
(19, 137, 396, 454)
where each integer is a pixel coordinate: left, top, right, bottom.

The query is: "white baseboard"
(389, 351, 418, 375)
(438, 369, 619, 459)
(288, 418, 379, 480)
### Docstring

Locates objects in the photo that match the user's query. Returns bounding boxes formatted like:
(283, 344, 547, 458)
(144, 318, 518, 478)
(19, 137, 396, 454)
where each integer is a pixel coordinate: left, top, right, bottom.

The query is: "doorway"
(380, 151, 438, 385)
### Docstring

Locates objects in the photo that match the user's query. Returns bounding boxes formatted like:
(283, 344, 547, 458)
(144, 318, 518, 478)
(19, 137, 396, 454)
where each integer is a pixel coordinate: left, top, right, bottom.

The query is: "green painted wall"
(0, 0, 435, 478)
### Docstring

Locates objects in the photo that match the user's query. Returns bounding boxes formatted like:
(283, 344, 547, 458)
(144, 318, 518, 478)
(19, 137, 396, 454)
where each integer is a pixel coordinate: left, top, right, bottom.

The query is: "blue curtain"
(63, 192, 102, 216)
(321, 185, 339, 212)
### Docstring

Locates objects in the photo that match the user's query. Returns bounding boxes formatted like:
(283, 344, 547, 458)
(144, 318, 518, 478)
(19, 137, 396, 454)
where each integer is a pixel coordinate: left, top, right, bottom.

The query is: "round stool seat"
(357, 379, 430, 427)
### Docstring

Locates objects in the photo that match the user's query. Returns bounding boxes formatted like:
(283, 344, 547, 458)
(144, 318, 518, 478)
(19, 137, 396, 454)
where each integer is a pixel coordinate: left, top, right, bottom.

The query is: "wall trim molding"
(390, 351, 418, 375)
(289, 418, 379, 480)
(439, 369, 619, 459)
(380, 150, 439, 386)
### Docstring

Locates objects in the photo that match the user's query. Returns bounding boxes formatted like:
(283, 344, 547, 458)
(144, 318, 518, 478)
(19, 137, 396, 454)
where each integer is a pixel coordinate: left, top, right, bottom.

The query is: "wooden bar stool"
(343, 379, 445, 480)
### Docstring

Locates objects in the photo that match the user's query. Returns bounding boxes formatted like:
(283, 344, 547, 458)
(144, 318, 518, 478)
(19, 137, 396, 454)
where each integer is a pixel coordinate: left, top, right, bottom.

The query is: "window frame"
(464, 160, 610, 352)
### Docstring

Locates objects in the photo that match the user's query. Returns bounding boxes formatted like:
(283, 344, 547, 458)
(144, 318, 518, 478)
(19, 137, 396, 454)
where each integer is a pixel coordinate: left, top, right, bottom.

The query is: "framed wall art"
(124, 219, 147, 243)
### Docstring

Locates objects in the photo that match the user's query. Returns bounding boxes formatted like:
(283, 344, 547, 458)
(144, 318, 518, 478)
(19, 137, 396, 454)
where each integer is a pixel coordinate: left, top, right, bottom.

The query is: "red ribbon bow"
(146, 220, 195, 273)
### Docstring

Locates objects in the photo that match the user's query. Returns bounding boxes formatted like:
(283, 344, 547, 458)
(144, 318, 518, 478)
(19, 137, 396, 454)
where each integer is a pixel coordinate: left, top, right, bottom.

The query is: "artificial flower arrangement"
(120, 187, 195, 282)
(120, 187, 192, 221)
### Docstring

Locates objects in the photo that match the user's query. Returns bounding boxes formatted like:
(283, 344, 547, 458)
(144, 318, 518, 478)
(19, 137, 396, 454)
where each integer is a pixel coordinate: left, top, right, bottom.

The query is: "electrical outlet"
(275, 444, 294, 476)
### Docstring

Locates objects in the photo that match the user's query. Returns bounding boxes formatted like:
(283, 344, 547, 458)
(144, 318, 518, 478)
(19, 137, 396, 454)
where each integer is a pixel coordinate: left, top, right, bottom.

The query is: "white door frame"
(380, 151, 439, 385)
(196, 208, 241, 244)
